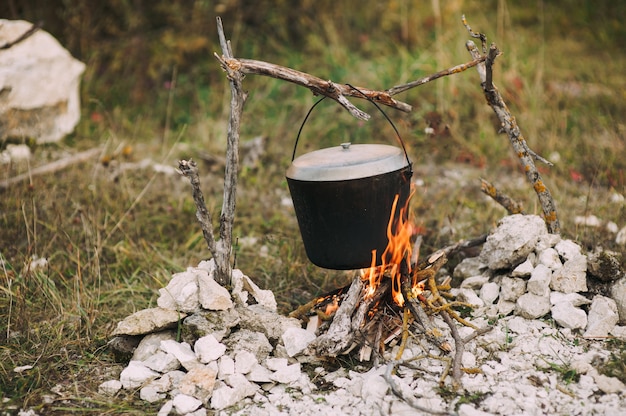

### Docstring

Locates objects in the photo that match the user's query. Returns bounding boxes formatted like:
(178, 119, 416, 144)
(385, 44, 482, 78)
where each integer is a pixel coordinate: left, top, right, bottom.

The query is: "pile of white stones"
(101, 214, 626, 415)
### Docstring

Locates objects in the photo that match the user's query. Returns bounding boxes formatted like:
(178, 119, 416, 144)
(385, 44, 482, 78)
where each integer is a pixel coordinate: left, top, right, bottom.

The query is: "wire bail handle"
(291, 84, 413, 171)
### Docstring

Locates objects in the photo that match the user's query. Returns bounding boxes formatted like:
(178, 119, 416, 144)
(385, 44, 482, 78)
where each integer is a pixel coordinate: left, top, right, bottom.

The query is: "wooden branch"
(439, 310, 493, 390)
(465, 37, 560, 234)
(308, 274, 364, 356)
(212, 17, 247, 286)
(177, 159, 217, 257)
(0, 21, 42, 50)
(0, 147, 101, 190)
(387, 56, 487, 96)
(383, 360, 455, 415)
(215, 57, 413, 118)
(439, 234, 488, 260)
(401, 257, 451, 353)
(480, 178, 525, 214)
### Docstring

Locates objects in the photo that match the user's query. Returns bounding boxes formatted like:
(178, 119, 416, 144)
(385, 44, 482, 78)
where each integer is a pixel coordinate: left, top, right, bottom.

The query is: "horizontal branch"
(387, 56, 487, 96)
(0, 147, 101, 189)
(214, 56, 412, 119)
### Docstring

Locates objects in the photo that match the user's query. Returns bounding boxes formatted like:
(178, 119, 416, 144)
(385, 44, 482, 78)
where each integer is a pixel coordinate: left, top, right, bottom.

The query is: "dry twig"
(387, 56, 487, 96)
(480, 178, 525, 214)
(439, 309, 493, 389)
(177, 159, 217, 256)
(383, 361, 455, 415)
(0, 147, 102, 190)
(462, 16, 560, 234)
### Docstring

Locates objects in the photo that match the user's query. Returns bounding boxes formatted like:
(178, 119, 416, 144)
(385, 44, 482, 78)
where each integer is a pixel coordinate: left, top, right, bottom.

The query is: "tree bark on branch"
(463, 15, 560, 233)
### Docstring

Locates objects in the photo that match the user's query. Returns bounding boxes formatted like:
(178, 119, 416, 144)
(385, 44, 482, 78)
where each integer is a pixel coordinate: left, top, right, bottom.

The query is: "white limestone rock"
(479, 214, 548, 270)
(217, 355, 235, 380)
(231, 268, 277, 311)
(211, 374, 258, 410)
(98, 379, 122, 396)
(360, 367, 389, 405)
(535, 232, 562, 253)
(198, 272, 233, 311)
(247, 363, 274, 383)
(610, 325, 626, 340)
(549, 291, 592, 307)
(132, 331, 177, 361)
(234, 350, 258, 375)
(550, 255, 588, 293)
(554, 239, 583, 262)
(527, 264, 552, 297)
(225, 373, 258, 397)
(550, 302, 587, 330)
(160, 340, 201, 371)
(500, 276, 527, 302)
(588, 368, 626, 395)
(0, 144, 31, 164)
(140, 385, 166, 403)
(459, 275, 490, 290)
(536, 248, 563, 270)
(223, 329, 273, 362)
(120, 361, 160, 389)
(271, 362, 302, 384)
(610, 277, 626, 324)
(111, 308, 186, 336)
(616, 225, 626, 246)
(172, 394, 202, 415)
(479, 282, 500, 305)
(143, 371, 184, 395)
(236, 304, 302, 343)
(157, 269, 201, 312)
(157, 400, 173, 416)
(142, 351, 181, 373)
(454, 288, 484, 308)
(0, 19, 85, 143)
(515, 293, 551, 319)
(178, 365, 218, 403)
(265, 357, 289, 372)
(511, 258, 534, 277)
(496, 299, 516, 316)
(182, 309, 241, 342)
(584, 295, 619, 338)
(453, 257, 487, 279)
(282, 327, 317, 357)
(194, 334, 226, 364)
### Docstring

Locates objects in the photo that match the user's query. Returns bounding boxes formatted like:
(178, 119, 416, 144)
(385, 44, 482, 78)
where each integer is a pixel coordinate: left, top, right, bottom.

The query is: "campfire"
(291, 191, 476, 362)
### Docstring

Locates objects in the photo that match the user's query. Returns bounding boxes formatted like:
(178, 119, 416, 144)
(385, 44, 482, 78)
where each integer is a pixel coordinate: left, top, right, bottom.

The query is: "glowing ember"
(361, 191, 422, 306)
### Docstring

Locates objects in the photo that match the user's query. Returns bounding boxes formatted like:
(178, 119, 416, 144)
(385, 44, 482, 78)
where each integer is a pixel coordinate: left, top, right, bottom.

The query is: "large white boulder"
(0, 20, 85, 143)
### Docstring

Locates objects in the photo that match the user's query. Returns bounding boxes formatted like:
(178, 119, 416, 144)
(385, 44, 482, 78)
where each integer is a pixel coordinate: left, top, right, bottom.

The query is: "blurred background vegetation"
(1, 0, 625, 413)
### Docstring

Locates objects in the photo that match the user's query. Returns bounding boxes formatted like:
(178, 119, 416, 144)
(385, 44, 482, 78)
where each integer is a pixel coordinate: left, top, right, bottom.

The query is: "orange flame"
(361, 190, 415, 306)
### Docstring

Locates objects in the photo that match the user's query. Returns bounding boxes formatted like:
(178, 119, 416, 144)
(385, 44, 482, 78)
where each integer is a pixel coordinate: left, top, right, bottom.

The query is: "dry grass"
(1, 1, 625, 413)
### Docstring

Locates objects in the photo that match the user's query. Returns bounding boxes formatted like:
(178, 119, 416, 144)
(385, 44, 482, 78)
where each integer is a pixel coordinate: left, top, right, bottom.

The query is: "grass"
(1, 1, 626, 413)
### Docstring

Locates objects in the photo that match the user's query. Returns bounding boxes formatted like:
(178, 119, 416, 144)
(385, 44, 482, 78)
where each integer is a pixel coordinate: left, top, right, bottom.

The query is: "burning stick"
(307, 275, 364, 356)
(400, 254, 452, 352)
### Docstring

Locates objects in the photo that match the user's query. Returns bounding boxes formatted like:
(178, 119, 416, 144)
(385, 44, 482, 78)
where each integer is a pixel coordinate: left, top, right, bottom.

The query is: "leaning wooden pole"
(463, 16, 560, 234)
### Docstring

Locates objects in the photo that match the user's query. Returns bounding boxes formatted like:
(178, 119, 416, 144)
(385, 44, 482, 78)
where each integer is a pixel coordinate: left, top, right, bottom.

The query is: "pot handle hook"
(291, 85, 412, 171)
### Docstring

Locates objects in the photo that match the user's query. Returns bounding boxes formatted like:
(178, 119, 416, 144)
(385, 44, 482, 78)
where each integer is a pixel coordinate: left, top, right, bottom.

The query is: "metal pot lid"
(286, 143, 409, 181)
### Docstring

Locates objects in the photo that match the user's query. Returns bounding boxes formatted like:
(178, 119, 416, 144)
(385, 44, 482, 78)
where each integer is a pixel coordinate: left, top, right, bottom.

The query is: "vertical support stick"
(213, 17, 248, 285)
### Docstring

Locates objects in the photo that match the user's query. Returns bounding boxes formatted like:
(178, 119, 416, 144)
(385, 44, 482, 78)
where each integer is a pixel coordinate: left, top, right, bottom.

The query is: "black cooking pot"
(287, 142, 412, 269)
